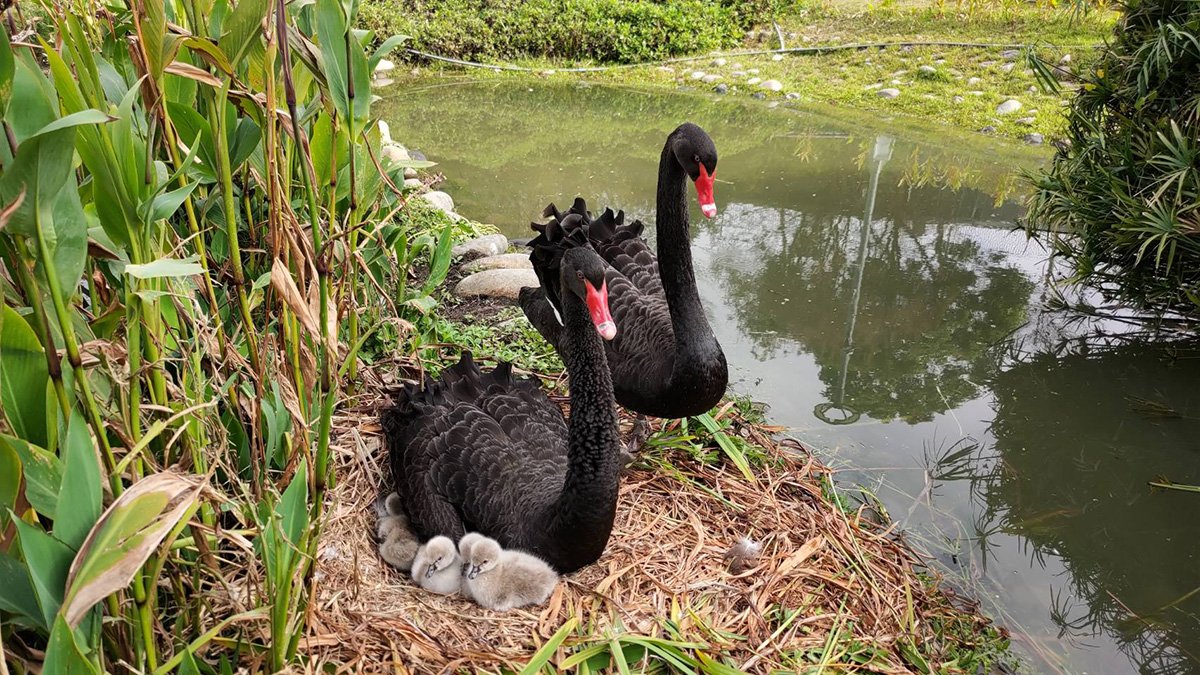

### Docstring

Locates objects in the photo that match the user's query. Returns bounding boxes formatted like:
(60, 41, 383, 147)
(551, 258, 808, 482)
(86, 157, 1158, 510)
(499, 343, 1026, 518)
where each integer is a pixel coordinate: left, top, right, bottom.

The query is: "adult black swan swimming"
(382, 247, 622, 574)
(519, 122, 728, 420)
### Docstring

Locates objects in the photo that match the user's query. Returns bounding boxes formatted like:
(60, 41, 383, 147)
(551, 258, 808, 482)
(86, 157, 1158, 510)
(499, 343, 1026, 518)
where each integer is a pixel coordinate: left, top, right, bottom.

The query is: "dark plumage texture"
(384, 249, 622, 574)
(519, 123, 728, 419)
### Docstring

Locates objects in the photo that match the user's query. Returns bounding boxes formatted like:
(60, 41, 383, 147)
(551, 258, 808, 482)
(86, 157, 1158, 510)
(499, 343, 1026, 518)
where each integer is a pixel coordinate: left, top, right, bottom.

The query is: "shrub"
(1024, 0, 1200, 316)
(360, 0, 745, 63)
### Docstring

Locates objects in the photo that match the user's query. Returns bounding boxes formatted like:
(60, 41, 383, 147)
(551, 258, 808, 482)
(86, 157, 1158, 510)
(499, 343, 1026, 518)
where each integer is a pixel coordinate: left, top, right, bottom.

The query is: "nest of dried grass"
(306, 364, 994, 673)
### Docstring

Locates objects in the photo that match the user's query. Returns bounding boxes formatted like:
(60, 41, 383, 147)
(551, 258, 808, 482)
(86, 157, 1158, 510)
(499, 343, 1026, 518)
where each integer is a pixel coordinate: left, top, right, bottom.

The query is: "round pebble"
(877, 88, 901, 99)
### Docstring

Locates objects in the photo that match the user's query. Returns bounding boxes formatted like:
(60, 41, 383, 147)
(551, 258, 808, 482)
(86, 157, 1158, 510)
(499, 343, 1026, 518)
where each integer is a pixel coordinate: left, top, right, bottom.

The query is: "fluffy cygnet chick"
(461, 535, 559, 611)
(411, 535, 463, 595)
(375, 492, 419, 572)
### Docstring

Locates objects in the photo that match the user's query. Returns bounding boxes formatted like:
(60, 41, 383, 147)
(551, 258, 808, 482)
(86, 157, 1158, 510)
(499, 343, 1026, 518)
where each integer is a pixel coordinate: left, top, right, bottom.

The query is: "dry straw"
(306, 362, 994, 673)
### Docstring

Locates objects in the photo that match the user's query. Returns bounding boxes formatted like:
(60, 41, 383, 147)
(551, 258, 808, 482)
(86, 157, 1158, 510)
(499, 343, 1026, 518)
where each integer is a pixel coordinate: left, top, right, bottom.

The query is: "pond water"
(381, 80, 1200, 674)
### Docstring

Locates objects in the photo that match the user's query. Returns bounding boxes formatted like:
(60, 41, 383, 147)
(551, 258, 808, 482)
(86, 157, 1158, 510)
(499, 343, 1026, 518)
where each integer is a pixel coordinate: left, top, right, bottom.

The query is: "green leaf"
(229, 116, 262, 170)
(141, 0, 167, 81)
(13, 516, 75, 628)
(167, 102, 218, 182)
(8, 54, 58, 143)
(62, 471, 204, 627)
(518, 617, 578, 675)
(218, 0, 269, 68)
(44, 614, 99, 675)
(29, 110, 115, 140)
(54, 411, 103, 551)
(2, 435, 64, 519)
(368, 34, 410, 73)
(0, 24, 14, 115)
(146, 182, 199, 223)
(315, 0, 371, 133)
(0, 306, 50, 449)
(0, 440, 21, 527)
(125, 255, 205, 279)
(0, 551, 44, 630)
(422, 223, 455, 293)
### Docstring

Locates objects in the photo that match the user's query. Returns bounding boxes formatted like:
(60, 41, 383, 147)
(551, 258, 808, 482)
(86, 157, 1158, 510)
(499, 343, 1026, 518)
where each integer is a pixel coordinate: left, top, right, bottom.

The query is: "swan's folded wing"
(602, 271, 675, 395)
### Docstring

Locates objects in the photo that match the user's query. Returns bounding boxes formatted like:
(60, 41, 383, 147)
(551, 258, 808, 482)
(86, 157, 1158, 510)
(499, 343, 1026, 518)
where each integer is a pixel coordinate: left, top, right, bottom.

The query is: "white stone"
(463, 253, 534, 273)
(1028, 86, 1038, 94)
(372, 78, 395, 88)
(656, 66, 675, 73)
(404, 167, 418, 179)
(952, 95, 964, 104)
(1059, 54, 1072, 64)
(451, 234, 508, 260)
(877, 88, 901, 99)
(864, 83, 883, 90)
(747, 68, 760, 75)
(747, 77, 761, 86)
(691, 71, 707, 80)
(890, 79, 902, 85)
(771, 54, 784, 61)
(1015, 116, 1036, 125)
(731, 70, 747, 77)
(403, 178, 423, 189)
(541, 69, 556, 76)
(712, 57, 727, 66)
(701, 74, 722, 83)
(732, 62, 744, 69)
(918, 65, 937, 75)
(374, 59, 395, 73)
(378, 120, 392, 144)
(760, 79, 783, 92)
(785, 92, 801, 100)
(1000, 49, 1020, 59)
(382, 144, 410, 164)
(1001, 62, 1016, 73)
(454, 268, 539, 301)
(967, 77, 982, 86)
(1023, 133, 1044, 145)
(996, 99, 1022, 114)
(422, 190, 455, 214)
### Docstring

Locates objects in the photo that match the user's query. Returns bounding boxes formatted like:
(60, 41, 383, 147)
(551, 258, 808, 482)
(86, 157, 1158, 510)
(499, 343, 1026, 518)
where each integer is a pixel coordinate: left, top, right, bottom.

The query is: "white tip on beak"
(700, 203, 717, 218)
(597, 321, 617, 341)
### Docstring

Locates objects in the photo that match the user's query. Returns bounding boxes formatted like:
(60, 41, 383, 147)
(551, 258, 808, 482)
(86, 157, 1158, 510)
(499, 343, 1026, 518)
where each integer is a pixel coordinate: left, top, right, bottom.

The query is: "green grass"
(432, 306, 565, 373)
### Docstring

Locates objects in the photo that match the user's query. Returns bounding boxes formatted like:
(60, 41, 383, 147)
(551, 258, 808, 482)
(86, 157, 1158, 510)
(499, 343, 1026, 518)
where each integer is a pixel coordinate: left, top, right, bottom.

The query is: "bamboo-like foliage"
(1025, 0, 1200, 316)
(0, 0, 430, 668)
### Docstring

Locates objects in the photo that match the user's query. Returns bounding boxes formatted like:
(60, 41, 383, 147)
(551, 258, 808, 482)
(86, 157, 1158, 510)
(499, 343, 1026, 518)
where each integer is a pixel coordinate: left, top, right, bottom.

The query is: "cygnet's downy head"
(458, 532, 485, 558)
(423, 536, 458, 578)
(465, 537, 503, 579)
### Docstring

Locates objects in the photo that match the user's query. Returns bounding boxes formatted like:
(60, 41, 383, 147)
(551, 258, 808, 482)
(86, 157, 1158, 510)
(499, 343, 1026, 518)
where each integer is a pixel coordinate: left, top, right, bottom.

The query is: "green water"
(381, 80, 1200, 674)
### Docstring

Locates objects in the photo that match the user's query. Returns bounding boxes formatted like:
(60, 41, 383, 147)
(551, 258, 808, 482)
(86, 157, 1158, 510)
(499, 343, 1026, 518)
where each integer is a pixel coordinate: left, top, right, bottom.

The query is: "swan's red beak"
(695, 164, 716, 218)
(584, 279, 617, 341)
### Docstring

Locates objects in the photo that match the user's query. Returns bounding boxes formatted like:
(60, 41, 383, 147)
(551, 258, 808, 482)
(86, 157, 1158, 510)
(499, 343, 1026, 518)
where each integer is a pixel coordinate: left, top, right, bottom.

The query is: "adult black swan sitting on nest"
(519, 122, 728, 426)
(382, 247, 622, 574)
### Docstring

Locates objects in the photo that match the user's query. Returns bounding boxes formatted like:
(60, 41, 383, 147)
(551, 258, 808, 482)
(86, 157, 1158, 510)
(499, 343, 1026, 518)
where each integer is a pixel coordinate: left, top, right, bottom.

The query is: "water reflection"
(382, 81, 1200, 674)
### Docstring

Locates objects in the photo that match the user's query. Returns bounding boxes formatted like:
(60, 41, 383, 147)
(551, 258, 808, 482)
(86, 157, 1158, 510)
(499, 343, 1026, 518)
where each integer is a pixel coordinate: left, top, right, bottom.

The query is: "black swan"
(519, 122, 727, 421)
(382, 247, 621, 574)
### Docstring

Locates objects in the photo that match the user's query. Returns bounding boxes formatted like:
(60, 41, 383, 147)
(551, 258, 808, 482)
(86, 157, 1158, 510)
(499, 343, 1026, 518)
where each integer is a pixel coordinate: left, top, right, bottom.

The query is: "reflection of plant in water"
(973, 343, 1200, 675)
(711, 200, 1033, 423)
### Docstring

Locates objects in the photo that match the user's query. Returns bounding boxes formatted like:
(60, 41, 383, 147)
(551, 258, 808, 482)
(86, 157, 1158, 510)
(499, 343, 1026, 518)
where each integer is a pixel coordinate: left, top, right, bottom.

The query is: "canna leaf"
(0, 24, 14, 116)
(218, 0, 270, 68)
(315, 0, 371, 133)
(54, 410, 104, 551)
(62, 471, 204, 628)
(13, 516, 74, 628)
(422, 223, 455, 293)
(0, 306, 51, 449)
(368, 34, 411, 73)
(27, 110, 115, 139)
(0, 551, 44, 630)
(2, 435, 64, 519)
(125, 255, 205, 279)
(43, 614, 99, 675)
(145, 182, 199, 224)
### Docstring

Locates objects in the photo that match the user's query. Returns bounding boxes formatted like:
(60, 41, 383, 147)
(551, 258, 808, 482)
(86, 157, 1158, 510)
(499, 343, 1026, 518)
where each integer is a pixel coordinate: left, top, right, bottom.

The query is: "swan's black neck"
(656, 139, 722, 372)
(544, 290, 620, 565)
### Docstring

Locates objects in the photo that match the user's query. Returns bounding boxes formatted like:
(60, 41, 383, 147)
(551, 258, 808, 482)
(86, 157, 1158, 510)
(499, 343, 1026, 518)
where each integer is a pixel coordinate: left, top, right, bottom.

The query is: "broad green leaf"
(218, 0, 269, 68)
(386, 158, 437, 170)
(2, 435, 64, 519)
(9, 54, 58, 143)
(0, 24, 14, 115)
(181, 36, 234, 75)
(315, 0, 371, 133)
(62, 471, 204, 627)
(146, 182, 198, 223)
(0, 306, 50, 449)
(28, 110, 114, 140)
(0, 441, 21, 527)
(141, 0, 167, 81)
(0, 552, 44, 630)
(43, 615, 98, 675)
(368, 34, 410, 73)
(279, 460, 309, 549)
(54, 411, 103, 551)
(125, 255, 204, 279)
(310, 113, 334, 187)
(166, 102, 218, 182)
(229, 116, 262, 170)
(518, 617, 578, 675)
(404, 295, 437, 315)
(13, 516, 74, 628)
(422, 223, 455, 293)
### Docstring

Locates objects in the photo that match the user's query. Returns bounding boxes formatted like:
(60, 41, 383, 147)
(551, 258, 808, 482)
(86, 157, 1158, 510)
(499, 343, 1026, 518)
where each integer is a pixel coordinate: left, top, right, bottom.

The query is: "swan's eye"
(693, 154, 701, 165)
(576, 271, 584, 280)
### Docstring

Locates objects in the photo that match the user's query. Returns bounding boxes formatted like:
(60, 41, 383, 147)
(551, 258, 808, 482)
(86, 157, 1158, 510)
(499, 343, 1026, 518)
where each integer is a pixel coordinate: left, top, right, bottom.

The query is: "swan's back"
(383, 352, 569, 546)
(523, 200, 678, 405)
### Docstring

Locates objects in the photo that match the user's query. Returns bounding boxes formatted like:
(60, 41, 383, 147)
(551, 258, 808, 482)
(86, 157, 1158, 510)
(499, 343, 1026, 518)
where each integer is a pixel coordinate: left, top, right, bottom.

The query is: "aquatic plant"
(1025, 0, 1200, 318)
(0, 0, 437, 668)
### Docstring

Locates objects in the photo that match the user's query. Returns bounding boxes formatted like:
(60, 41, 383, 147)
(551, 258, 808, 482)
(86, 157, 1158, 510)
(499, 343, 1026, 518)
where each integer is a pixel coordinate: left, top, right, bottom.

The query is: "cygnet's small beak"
(425, 563, 437, 579)
(467, 566, 480, 580)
